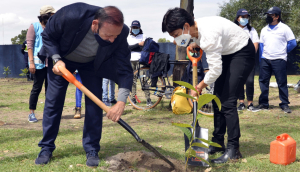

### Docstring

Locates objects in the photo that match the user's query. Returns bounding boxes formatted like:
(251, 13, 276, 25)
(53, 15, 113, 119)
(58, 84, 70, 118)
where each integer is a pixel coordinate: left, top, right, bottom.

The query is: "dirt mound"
(102, 151, 190, 172)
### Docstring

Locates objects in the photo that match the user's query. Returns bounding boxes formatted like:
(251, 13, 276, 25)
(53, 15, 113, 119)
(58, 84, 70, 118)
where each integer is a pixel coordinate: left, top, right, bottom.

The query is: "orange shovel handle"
(186, 46, 203, 67)
(57, 66, 83, 89)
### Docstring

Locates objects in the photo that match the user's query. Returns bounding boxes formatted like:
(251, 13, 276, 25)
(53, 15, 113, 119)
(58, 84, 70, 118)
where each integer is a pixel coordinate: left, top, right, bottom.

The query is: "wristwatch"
(53, 59, 61, 65)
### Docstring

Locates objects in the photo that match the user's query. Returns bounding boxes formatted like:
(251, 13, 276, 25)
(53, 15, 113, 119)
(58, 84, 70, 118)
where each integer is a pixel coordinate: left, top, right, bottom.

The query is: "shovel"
(185, 46, 209, 166)
(57, 66, 175, 170)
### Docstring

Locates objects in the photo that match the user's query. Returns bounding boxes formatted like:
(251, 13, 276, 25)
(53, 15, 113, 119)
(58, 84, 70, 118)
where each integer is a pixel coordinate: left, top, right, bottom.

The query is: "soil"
(102, 151, 192, 172)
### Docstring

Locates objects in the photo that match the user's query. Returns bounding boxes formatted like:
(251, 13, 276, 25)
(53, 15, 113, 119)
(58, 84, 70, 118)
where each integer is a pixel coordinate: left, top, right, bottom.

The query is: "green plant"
(172, 81, 222, 169)
(19, 68, 28, 77)
(3, 66, 11, 78)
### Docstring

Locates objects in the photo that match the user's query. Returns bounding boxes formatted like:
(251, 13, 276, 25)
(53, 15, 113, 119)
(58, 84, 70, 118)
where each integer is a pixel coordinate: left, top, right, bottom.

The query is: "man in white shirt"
(162, 8, 255, 164)
(257, 7, 297, 113)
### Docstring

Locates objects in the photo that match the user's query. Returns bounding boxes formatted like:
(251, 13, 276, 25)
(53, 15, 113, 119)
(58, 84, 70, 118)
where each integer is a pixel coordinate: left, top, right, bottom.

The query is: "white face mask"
(174, 27, 191, 47)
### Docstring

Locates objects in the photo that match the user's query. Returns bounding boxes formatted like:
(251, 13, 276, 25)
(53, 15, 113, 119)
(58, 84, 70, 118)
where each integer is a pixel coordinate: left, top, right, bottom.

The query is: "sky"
(0, 0, 229, 45)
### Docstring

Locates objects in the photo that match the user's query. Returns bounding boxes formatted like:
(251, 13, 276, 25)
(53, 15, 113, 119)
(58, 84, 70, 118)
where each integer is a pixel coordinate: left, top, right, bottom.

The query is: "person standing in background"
(26, 5, 56, 123)
(127, 20, 152, 107)
(257, 7, 297, 113)
(21, 41, 33, 81)
(234, 9, 260, 112)
(102, 78, 117, 106)
(74, 70, 82, 119)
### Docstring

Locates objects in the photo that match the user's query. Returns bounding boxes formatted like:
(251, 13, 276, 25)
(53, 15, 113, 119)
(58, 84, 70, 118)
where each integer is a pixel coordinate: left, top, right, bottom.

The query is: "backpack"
(139, 38, 159, 65)
(171, 87, 192, 115)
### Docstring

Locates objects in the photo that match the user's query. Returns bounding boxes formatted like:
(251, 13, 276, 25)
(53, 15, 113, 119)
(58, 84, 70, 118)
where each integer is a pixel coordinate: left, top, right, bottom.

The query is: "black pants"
(238, 66, 255, 101)
(29, 67, 48, 110)
(258, 58, 289, 108)
(38, 59, 103, 153)
(212, 39, 255, 149)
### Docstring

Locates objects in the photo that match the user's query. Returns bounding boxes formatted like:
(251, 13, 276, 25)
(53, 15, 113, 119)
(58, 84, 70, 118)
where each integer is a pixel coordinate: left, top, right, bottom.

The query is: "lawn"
(0, 76, 299, 172)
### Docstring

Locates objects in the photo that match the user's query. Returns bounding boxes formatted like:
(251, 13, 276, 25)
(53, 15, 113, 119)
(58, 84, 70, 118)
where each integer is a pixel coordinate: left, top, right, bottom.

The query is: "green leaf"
(195, 138, 222, 148)
(213, 96, 222, 111)
(197, 94, 216, 111)
(198, 112, 214, 118)
(172, 123, 192, 128)
(172, 123, 192, 141)
(173, 81, 198, 94)
(175, 92, 196, 100)
(185, 147, 196, 158)
(195, 155, 211, 166)
(196, 113, 203, 120)
(191, 142, 209, 149)
(185, 147, 211, 166)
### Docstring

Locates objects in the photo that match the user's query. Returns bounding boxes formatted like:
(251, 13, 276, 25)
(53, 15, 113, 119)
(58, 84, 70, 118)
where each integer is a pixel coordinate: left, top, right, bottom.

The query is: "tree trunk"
(173, 0, 194, 87)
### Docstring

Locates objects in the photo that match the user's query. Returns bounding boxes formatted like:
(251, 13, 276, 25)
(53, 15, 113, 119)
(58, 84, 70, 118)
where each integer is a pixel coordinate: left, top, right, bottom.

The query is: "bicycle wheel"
(128, 67, 165, 110)
(188, 83, 214, 116)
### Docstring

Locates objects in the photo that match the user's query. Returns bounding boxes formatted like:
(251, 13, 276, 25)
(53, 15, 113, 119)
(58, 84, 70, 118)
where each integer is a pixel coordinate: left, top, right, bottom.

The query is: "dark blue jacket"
(39, 2, 133, 90)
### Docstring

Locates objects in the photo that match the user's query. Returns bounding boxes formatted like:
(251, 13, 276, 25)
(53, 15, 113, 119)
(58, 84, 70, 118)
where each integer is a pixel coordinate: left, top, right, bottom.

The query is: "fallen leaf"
(0, 121, 5, 126)
(76, 164, 84, 167)
(158, 145, 162, 148)
(4, 150, 9, 153)
(204, 167, 212, 172)
(242, 159, 247, 163)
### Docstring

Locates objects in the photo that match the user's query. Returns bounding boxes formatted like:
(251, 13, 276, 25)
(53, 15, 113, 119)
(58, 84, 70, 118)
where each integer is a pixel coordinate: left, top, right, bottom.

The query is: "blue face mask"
(132, 29, 140, 35)
(239, 18, 249, 26)
(94, 33, 112, 47)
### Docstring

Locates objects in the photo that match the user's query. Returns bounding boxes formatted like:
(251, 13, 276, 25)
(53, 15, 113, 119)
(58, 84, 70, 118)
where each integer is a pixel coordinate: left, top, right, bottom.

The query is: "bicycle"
(127, 61, 185, 110)
(127, 61, 215, 115)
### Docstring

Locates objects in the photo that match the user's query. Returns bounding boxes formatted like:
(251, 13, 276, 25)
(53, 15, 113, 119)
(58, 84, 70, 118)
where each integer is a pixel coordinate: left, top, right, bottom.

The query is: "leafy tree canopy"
(157, 38, 171, 43)
(218, 0, 300, 38)
(11, 29, 27, 45)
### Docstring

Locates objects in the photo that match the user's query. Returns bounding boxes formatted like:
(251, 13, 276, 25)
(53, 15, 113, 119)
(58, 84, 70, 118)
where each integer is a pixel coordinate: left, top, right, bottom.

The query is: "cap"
(264, 6, 281, 15)
(131, 20, 141, 27)
(40, 5, 56, 15)
(236, 9, 251, 17)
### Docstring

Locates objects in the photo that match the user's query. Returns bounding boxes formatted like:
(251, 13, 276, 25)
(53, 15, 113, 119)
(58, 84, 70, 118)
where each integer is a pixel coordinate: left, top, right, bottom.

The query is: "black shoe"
(35, 150, 52, 165)
(211, 148, 242, 164)
(109, 99, 117, 104)
(256, 104, 269, 110)
(86, 150, 99, 167)
(237, 103, 245, 111)
(282, 106, 292, 113)
(247, 103, 260, 112)
(208, 144, 225, 155)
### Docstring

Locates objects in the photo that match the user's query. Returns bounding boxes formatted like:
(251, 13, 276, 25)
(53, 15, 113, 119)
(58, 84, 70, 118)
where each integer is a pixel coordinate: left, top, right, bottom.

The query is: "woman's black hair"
(276, 14, 284, 23)
(162, 7, 194, 33)
(38, 13, 52, 26)
(130, 28, 143, 35)
(234, 16, 252, 31)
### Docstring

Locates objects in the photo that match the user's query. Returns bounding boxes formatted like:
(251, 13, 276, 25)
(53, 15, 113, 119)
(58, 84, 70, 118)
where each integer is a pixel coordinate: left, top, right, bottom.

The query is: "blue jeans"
(75, 73, 82, 107)
(258, 58, 289, 108)
(102, 78, 115, 102)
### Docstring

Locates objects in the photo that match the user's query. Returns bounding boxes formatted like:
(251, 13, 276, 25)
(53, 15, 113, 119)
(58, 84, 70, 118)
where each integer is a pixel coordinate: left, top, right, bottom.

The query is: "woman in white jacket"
(162, 8, 255, 163)
(127, 20, 152, 107)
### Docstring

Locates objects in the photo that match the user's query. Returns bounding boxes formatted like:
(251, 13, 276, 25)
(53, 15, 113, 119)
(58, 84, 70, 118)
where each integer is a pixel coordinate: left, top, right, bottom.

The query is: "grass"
(0, 76, 300, 171)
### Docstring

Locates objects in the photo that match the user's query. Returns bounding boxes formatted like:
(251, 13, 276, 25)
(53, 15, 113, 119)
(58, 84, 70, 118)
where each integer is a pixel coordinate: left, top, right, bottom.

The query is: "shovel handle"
(186, 46, 203, 88)
(57, 66, 142, 142)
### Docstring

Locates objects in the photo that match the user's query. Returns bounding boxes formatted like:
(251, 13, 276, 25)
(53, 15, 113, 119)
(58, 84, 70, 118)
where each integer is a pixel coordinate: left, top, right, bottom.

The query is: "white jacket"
(194, 16, 249, 85)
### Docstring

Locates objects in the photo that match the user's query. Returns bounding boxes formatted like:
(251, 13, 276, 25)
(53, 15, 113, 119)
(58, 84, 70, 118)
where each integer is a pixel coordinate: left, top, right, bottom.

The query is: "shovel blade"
(184, 127, 209, 167)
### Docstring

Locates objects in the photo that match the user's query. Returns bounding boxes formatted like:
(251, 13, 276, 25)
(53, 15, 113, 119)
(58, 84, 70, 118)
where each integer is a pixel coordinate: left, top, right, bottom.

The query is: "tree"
(11, 29, 28, 45)
(218, 0, 300, 38)
(157, 38, 171, 43)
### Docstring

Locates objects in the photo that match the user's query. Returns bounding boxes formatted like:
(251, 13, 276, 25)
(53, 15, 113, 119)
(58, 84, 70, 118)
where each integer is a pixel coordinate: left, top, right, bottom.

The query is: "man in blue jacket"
(36, 3, 133, 167)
